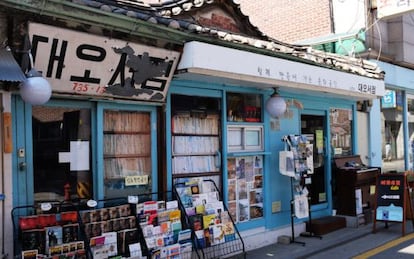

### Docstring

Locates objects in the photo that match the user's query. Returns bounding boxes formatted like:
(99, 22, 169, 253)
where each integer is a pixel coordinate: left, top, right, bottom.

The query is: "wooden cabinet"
(103, 110, 152, 198)
(334, 155, 380, 216)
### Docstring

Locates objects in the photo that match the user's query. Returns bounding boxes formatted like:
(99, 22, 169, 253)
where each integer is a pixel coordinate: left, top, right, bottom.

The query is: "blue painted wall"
(168, 79, 355, 231)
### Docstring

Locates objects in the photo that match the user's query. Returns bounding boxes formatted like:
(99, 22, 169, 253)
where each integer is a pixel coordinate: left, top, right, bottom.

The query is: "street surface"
(305, 223, 414, 259)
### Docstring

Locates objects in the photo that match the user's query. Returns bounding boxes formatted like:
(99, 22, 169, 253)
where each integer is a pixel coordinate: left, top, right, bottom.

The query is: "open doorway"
(301, 114, 326, 205)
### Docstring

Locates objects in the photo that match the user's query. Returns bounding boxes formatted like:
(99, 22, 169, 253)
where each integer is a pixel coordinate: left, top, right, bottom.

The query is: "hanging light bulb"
(19, 52, 52, 105)
(265, 87, 286, 118)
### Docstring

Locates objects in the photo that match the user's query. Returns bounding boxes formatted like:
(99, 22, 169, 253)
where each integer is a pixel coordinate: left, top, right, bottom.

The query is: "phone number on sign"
(73, 82, 106, 94)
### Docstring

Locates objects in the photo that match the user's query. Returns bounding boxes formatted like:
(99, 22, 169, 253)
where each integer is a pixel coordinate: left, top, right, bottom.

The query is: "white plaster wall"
(332, 0, 366, 34)
(357, 111, 369, 166)
(239, 223, 306, 251)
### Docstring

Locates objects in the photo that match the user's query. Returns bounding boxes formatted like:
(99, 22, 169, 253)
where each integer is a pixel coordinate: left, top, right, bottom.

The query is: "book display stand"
(12, 200, 87, 258)
(78, 197, 140, 258)
(173, 179, 246, 259)
(79, 194, 195, 258)
(12, 194, 197, 258)
(281, 135, 321, 246)
(132, 193, 196, 259)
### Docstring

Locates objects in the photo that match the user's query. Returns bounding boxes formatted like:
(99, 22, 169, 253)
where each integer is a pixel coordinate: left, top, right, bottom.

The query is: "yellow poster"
(315, 130, 323, 154)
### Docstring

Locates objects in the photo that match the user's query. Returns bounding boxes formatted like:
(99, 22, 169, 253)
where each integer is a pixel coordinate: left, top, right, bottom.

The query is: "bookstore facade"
(3, 9, 386, 259)
(166, 41, 385, 247)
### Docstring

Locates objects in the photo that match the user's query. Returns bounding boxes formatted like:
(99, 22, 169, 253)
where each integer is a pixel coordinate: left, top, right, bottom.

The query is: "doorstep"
(306, 215, 346, 235)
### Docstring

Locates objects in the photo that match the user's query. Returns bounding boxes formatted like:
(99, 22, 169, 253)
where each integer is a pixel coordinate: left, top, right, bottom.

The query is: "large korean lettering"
(70, 44, 105, 84)
(31, 35, 66, 79)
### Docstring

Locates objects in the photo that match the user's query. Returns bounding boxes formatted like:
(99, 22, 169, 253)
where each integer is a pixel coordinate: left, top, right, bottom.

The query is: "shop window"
(103, 110, 153, 198)
(227, 125, 263, 152)
(227, 156, 263, 223)
(330, 108, 352, 156)
(226, 92, 264, 223)
(170, 94, 222, 189)
(32, 106, 92, 202)
(31, 104, 157, 202)
(227, 92, 262, 122)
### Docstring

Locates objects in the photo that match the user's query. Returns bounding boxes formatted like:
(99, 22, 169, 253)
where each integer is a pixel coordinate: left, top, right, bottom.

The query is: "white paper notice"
(355, 188, 362, 215)
(58, 141, 90, 171)
(294, 195, 309, 219)
(59, 152, 71, 163)
(70, 141, 89, 171)
(279, 150, 295, 177)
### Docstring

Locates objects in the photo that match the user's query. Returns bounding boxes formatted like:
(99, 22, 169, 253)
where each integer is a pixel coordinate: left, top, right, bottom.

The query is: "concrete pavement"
(242, 221, 414, 259)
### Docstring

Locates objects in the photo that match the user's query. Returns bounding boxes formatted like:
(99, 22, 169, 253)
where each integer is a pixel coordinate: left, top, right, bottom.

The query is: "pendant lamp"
(265, 87, 286, 118)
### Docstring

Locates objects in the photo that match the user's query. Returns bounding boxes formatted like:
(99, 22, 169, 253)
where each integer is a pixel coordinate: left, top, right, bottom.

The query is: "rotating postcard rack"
(281, 135, 321, 246)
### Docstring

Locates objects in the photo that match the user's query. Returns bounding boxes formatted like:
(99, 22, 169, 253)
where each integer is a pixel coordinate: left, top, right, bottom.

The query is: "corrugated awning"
(0, 47, 26, 82)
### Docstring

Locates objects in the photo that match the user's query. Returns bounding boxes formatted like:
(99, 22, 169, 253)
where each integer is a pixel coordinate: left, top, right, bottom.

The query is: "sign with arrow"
(375, 174, 405, 222)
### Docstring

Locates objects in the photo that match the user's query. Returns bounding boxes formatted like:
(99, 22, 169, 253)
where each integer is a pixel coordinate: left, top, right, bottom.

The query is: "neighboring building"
(239, 0, 414, 174)
(0, 0, 385, 257)
(238, 0, 333, 44)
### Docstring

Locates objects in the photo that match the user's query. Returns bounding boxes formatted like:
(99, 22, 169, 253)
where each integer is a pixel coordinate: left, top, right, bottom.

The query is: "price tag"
(40, 202, 52, 211)
(128, 195, 139, 204)
(87, 199, 97, 208)
(125, 175, 149, 186)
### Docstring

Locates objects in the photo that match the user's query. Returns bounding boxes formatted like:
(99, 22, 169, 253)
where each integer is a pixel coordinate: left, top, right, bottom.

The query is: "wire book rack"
(173, 179, 246, 259)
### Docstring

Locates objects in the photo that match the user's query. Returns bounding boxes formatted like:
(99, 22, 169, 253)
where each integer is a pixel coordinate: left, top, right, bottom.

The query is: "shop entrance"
(300, 114, 327, 206)
(12, 99, 95, 204)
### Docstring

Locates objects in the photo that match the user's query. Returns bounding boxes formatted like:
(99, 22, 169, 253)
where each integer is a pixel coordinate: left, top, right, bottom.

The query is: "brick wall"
(198, 13, 241, 34)
(238, 0, 332, 44)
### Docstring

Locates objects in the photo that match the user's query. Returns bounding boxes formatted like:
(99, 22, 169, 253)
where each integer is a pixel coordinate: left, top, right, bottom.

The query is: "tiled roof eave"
(0, 0, 384, 80)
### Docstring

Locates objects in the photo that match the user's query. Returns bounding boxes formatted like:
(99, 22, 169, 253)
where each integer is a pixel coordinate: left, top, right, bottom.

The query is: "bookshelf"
(171, 94, 222, 187)
(103, 110, 152, 197)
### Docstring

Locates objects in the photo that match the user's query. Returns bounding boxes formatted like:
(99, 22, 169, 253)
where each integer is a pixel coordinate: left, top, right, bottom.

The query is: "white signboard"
(29, 23, 180, 102)
(377, 0, 414, 19)
(178, 41, 385, 99)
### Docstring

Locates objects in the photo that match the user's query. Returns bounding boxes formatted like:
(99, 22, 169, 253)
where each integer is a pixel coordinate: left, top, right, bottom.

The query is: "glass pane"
(245, 129, 260, 146)
(103, 110, 152, 198)
(227, 156, 263, 223)
(228, 128, 242, 148)
(227, 92, 262, 122)
(32, 106, 92, 202)
(330, 108, 352, 156)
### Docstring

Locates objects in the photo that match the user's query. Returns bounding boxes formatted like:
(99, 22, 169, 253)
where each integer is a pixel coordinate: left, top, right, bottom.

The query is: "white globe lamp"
(20, 68, 52, 105)
(265, 88, 286, 118)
